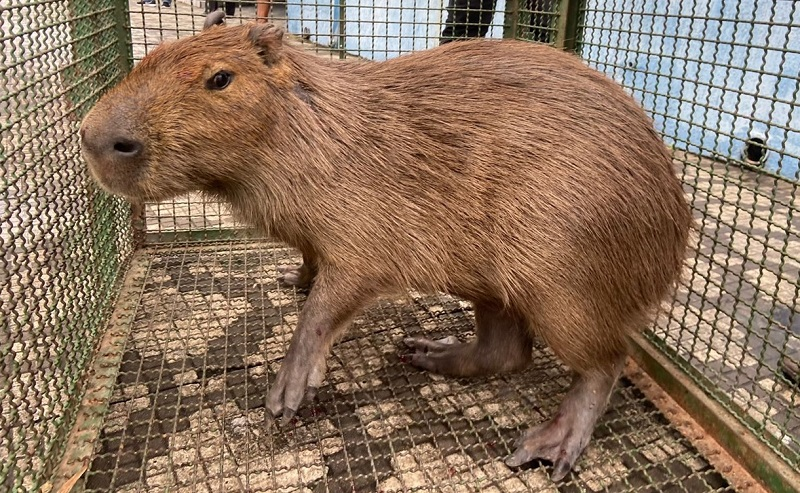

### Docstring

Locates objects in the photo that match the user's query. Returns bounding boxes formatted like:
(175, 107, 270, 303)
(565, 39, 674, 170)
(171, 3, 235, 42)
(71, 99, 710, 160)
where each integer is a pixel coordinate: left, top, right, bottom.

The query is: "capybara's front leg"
(266, 271, 370, 422)
(505, 356, 625, 481)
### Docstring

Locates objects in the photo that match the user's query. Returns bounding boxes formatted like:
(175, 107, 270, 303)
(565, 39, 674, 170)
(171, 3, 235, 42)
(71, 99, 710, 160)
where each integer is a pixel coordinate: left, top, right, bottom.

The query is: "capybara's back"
(80, 19, 693, 482)
(341, 41, 692, 353)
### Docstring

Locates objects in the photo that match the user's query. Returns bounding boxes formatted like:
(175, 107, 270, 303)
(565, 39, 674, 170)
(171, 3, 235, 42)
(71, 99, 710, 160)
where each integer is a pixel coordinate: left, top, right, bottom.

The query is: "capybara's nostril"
(113, 139, 143, 158)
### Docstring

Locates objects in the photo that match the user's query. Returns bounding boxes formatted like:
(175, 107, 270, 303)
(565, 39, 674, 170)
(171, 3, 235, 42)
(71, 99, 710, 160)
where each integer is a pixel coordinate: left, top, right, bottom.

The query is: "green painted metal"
(629, 333, 800, 493)
(554, 0, 581, 50)
(143, 228, 261, 245)
(503, 0, 521, 39)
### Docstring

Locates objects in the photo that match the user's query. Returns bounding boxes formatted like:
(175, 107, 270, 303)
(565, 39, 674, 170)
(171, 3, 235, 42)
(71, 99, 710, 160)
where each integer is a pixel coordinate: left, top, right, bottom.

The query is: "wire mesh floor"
(78, 242, 740, 493)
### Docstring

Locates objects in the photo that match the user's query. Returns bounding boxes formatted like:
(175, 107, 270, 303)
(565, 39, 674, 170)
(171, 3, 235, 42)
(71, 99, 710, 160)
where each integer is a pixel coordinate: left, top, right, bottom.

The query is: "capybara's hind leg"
(506, 357, 625, 481)
(404, 303, 532, 377)
(277, 251, 317, 289)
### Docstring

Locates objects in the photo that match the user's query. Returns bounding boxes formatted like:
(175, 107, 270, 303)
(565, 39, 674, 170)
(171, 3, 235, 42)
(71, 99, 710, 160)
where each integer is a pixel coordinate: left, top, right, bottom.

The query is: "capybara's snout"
(80, 102, 149, 199)
(81, 122, 143, 162)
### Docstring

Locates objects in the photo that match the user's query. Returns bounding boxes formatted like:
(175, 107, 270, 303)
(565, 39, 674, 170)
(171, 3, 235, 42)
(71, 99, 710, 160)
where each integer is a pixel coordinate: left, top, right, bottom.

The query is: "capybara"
(80, 13, 692, 481)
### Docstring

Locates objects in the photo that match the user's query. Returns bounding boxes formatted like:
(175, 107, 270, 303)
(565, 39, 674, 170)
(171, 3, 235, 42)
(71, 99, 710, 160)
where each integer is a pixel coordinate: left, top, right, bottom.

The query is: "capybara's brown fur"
(80, 17, 692, 481)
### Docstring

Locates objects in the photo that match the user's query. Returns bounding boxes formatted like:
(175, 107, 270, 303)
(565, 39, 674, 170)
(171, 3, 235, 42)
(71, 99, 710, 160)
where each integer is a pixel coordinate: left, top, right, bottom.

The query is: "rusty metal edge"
(49, 251, 151, 493)
(623, 359, 766, 493)
(628, 332, 800, 493)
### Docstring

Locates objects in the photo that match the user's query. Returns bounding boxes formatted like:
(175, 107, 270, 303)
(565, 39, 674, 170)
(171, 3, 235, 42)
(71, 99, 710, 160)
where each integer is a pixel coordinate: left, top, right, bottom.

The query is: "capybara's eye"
(208, 71, 232, 90)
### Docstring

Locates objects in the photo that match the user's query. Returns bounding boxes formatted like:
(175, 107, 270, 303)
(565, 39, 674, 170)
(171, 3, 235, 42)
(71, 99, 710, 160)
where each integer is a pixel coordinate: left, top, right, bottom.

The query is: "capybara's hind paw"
(404, 332, 530, 377)
(277, 264, 314, 289)
(403, 336, 472, 376)
(404, 335, 460, 352)
(505, 417, 592, 482)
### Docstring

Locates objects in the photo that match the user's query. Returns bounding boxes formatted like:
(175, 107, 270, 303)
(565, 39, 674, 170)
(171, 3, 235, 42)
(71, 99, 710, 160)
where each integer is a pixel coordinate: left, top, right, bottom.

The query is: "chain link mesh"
(3, 0, 798, 490)
(1, 0, 134, 490)
(128, 0, 559, 243)
(576, 0, 799, 471)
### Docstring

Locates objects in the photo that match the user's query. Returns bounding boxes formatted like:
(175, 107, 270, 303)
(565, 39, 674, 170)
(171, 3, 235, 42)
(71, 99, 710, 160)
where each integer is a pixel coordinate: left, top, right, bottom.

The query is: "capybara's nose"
(112, 139, 143, 158)
(81, 124, 143, 162)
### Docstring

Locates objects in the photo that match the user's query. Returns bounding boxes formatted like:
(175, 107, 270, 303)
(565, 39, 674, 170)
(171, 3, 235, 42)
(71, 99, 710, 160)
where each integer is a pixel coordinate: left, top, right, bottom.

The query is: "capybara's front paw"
(266, 346, 327, 424)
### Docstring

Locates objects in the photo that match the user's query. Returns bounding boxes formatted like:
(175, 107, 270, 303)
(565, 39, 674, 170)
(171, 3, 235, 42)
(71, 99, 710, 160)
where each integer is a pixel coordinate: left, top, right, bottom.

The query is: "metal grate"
(575, 0, 800, 470)
(512, 0, 558, 44)
(1, 0, 133, 491)
(81, 244, 738, 492)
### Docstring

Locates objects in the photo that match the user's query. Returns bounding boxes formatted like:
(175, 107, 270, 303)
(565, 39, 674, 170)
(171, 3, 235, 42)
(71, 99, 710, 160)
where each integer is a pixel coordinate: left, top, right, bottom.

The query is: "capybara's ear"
(203, 10, 226, 30)
(248, 23, 285, 64)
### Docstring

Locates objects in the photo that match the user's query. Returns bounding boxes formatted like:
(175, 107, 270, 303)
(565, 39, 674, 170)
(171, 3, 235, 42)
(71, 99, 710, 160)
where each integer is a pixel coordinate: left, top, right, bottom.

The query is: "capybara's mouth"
(82, 151, 151, 201)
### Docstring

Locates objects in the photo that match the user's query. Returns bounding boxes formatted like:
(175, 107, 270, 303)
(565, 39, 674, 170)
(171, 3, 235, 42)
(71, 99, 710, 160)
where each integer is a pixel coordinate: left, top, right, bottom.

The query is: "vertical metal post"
(554, 0, 582, 51)
(113, 0, 134, 76)
(503, 0, 520, 39)
(337, 0, 347, 59)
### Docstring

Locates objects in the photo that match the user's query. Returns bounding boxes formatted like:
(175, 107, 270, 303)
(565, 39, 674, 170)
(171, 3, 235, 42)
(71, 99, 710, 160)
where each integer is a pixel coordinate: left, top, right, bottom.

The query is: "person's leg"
(256, 0, 271, 22)
(440, 0, 485, 44)
(225, 1, 236, 16)
(475, 0, 498, 38)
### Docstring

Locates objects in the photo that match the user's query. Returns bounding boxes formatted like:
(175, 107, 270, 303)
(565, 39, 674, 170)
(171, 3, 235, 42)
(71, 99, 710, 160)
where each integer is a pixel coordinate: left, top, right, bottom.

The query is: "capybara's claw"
(266, 345, 327, 424)
(506, 410, 594, 481)
(551, 456, 575, 483)
(780, 354, 799, 384)
(409, 352, 439, 372)
(277, 268, 303, 286)
(505, 446, 538, 469)
(266, 400, 283, 419)
(506, 442, 576, 481)
(281, 407, 297, 425)
(304, 385, 319, 404)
